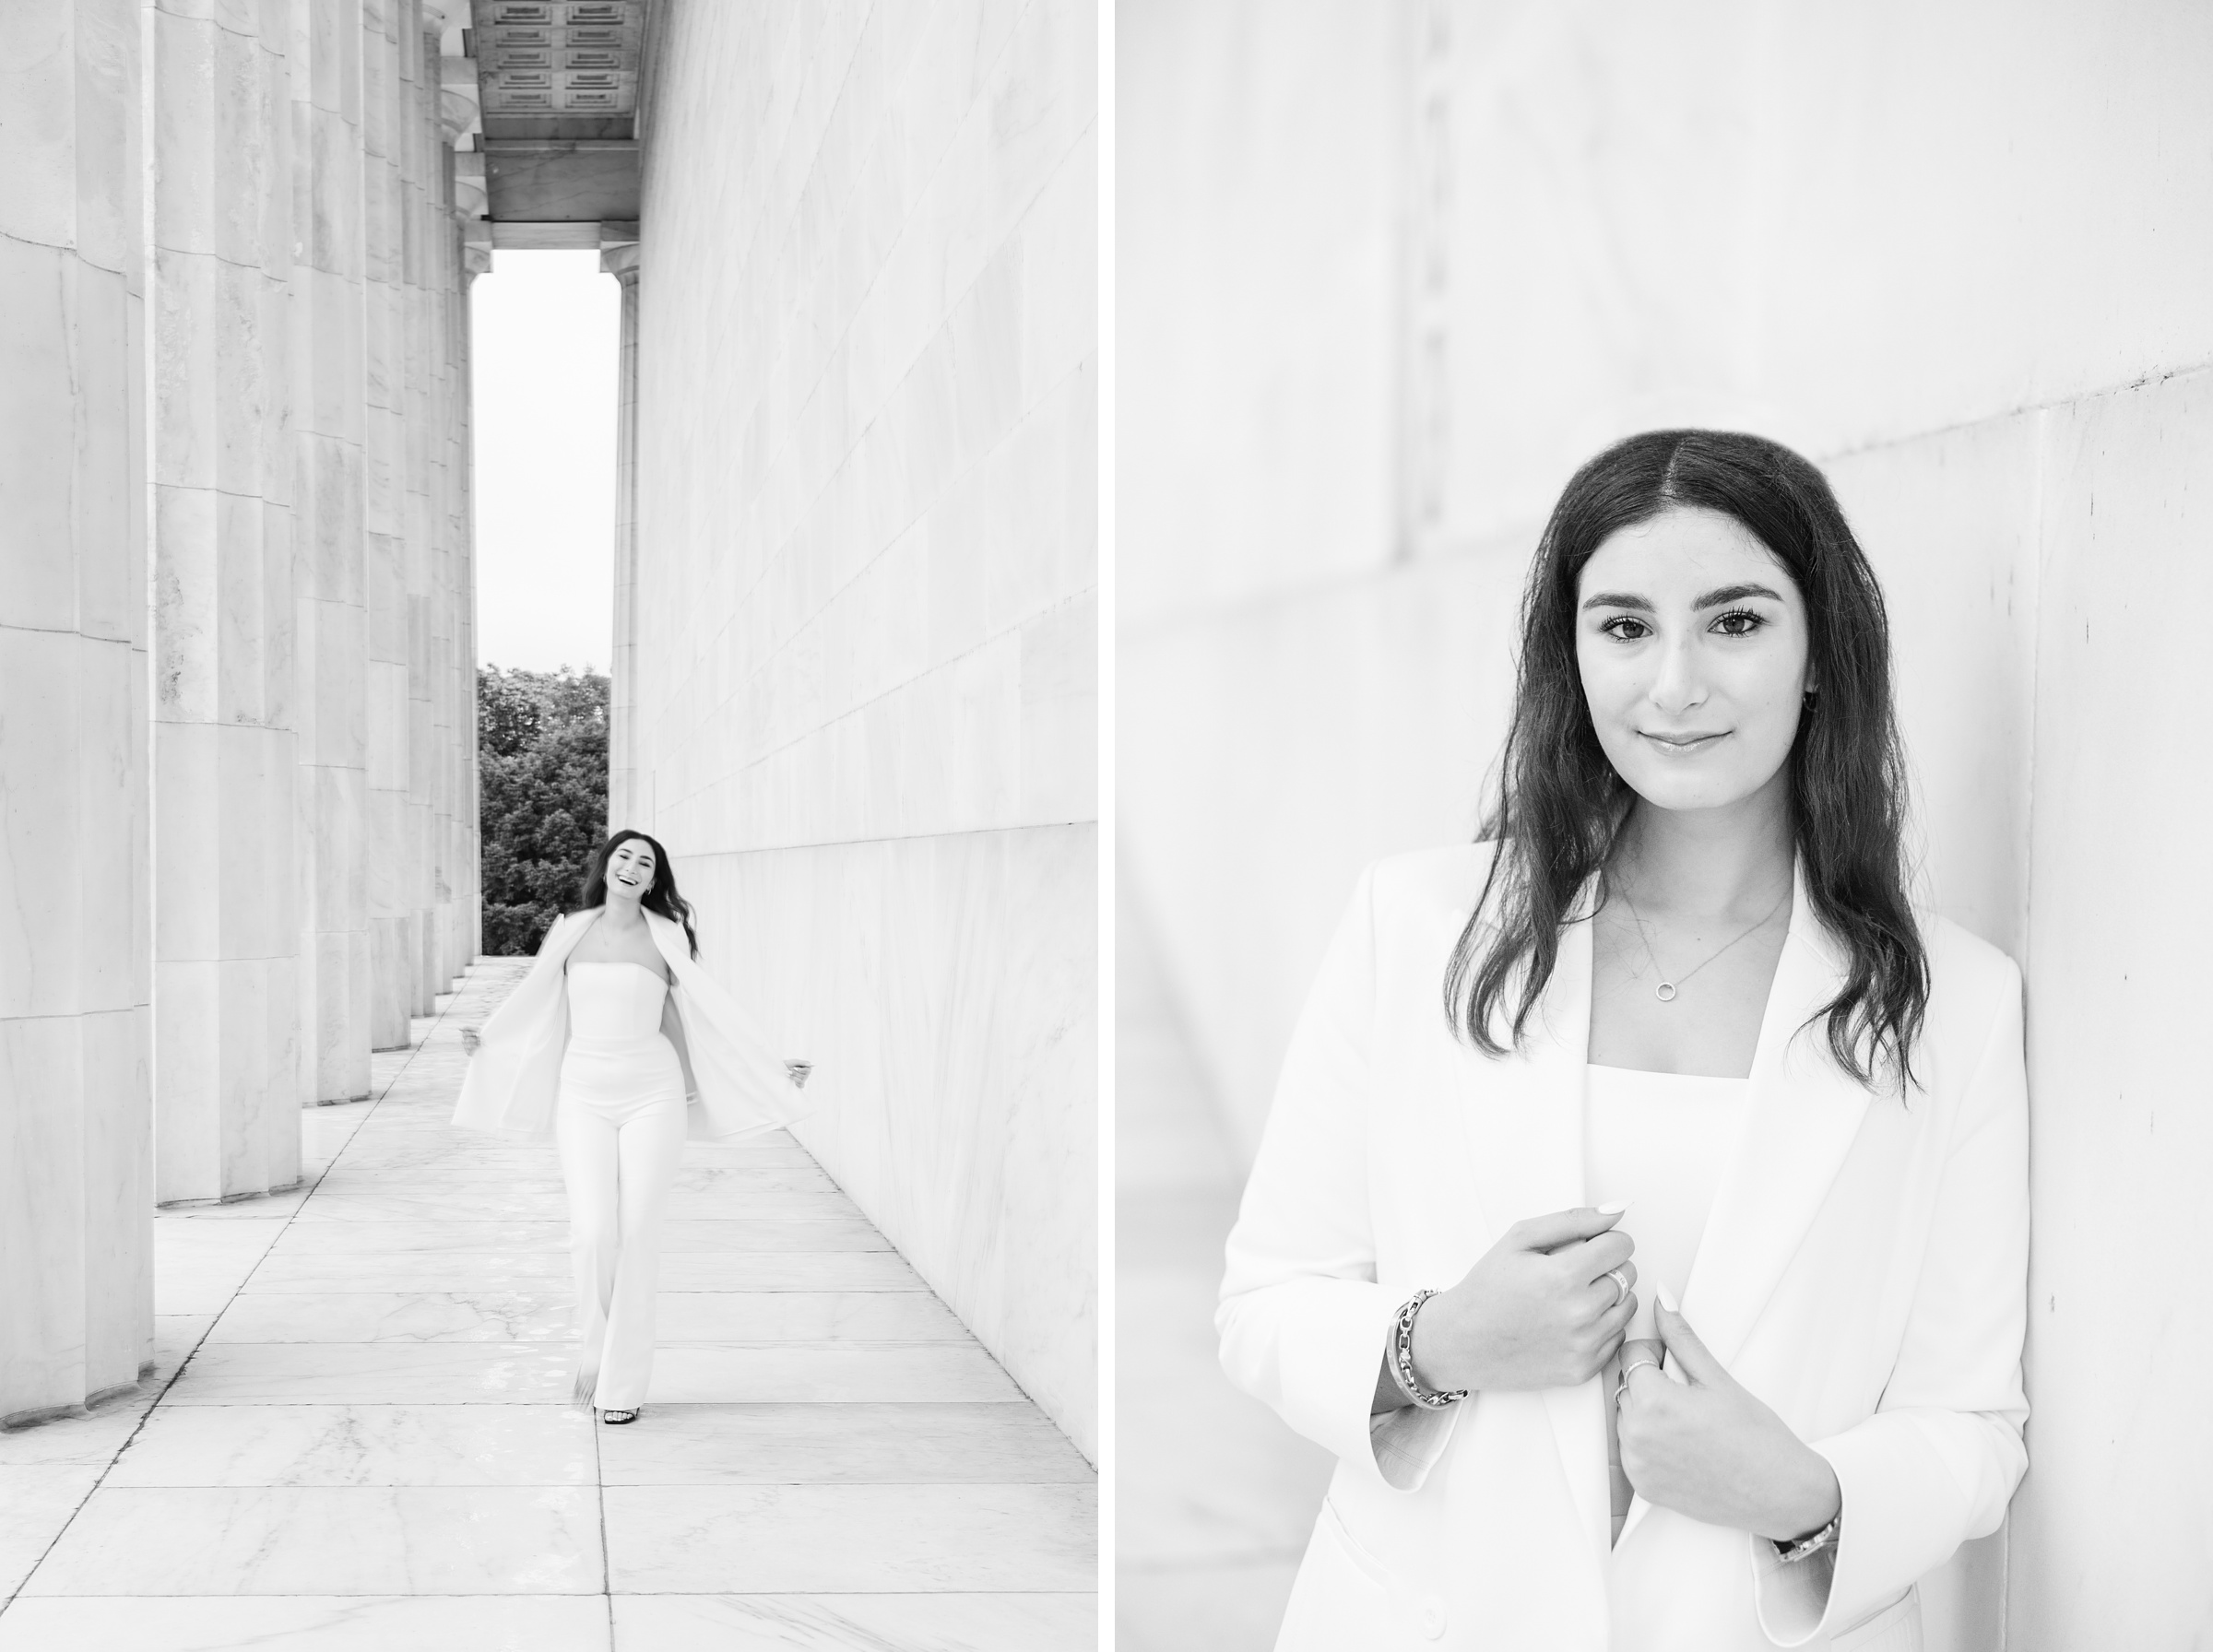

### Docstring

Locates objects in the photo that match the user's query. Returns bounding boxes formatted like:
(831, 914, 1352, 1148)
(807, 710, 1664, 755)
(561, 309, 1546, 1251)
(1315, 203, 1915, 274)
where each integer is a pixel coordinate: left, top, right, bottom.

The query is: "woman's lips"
(1640, 729, 1727, 750)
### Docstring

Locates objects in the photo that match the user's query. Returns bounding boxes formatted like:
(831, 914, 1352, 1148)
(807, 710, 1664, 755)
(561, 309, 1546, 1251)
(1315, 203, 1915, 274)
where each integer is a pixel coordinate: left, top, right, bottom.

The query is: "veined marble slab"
(307, 1164, 842, 1196)
(155, 1221, 290, 1312)
(656, 1252, 929, 1292)
(286, 1187, 577, 1222)
(105, 1404, 596, 1488)
(289, 1187, 864, 1222)
(263, 1221, 573, 1256)
(659, 1188, 863, 1221)
(235, 1255, 577, 1292)
(601, 1483, 1095, 1593)
(0, 1597, 612, 1652)
(162, 1343, 580, 1404)
(20, 1486, 604, 1595)
(207, 1291, 578, 1344)
(0, 1466, 104, 1593)
(331, 1134, 818, 1171)
(651, 1292, 969, 1343)
(238, 1251, 925, 1293)
(595, 1401, 1094, 1486)
(656, 1219, 892, 1254)
(257, 1218, 891, 1257)
(609, 1592, 1095, 1651)
(645, 1344, 1024, 1404)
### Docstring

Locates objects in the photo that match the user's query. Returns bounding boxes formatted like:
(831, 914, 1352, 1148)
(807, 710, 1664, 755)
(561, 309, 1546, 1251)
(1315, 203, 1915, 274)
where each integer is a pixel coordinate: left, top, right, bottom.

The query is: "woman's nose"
(1646, 635, 1708, 714)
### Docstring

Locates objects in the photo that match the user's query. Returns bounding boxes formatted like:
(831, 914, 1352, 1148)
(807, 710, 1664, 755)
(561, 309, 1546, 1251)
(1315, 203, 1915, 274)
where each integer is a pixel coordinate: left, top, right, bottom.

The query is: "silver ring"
(1604, 1267, 1630, 1307)
(1616, 1355, 1662, 1398)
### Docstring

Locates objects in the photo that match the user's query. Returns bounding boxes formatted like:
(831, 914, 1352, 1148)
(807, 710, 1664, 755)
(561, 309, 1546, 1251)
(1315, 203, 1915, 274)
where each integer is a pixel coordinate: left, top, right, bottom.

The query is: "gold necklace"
(1617, 884, 1791, 1002)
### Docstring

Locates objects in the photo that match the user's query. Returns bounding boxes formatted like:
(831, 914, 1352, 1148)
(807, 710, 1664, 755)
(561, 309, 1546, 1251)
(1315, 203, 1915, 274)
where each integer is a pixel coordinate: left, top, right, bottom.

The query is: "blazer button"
(1416, 1598, 1447, 1639)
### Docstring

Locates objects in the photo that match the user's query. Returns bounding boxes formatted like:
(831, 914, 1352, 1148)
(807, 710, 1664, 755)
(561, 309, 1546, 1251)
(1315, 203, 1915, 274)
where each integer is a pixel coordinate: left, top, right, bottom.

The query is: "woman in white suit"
(1219, 431, 2029, 1651)
(455, 831, 812, 1423)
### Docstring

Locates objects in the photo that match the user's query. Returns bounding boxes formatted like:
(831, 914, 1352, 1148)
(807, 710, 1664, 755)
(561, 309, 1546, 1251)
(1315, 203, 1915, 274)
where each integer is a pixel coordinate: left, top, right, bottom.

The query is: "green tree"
(479, 663, 609, 955)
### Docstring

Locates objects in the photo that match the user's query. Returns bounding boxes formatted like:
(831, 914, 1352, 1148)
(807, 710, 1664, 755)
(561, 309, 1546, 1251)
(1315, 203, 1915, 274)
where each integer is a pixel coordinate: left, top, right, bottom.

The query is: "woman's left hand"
(1617, 1294, 1840, 1541)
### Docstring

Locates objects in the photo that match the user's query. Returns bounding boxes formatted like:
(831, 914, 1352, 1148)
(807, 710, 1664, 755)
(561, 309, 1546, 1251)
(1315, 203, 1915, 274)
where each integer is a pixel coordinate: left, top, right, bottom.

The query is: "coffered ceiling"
(461, 0, 649, 248)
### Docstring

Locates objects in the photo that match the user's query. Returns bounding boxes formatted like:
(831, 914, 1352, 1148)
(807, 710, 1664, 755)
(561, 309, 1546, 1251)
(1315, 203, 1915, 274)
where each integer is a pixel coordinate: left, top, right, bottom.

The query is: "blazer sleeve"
(474, 910, 572, 1040)
(1753, 956, 2031, 1644)
(1216, 862, 1460, 1491)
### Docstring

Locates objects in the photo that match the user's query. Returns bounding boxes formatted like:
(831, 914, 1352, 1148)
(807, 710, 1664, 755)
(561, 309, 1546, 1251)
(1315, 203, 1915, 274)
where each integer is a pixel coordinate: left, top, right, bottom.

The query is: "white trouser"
(554, 1085, 687, 1408)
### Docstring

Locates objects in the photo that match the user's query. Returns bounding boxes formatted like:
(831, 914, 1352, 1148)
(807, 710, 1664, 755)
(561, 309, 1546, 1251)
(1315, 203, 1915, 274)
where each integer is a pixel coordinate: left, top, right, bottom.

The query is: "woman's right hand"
(1408, 1205, 1639, 1394)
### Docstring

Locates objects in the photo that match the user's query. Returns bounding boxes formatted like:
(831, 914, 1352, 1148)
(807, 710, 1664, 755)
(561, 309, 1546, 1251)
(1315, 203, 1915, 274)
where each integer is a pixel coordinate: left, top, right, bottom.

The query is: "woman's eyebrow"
(1579, 583, 1784, 612)
(1692, 582, 1784, 608)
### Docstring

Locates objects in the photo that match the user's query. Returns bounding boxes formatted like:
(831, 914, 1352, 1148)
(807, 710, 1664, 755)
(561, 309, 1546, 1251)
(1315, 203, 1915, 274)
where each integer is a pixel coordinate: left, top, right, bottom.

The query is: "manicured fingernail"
(1595, 1200, 1631, 1216)
(1656, 1283, 1679, 1314)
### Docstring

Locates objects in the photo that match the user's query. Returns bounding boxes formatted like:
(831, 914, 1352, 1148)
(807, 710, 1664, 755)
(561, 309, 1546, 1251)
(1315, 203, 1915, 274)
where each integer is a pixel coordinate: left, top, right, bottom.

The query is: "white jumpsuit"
(555, 959, 689, 1409)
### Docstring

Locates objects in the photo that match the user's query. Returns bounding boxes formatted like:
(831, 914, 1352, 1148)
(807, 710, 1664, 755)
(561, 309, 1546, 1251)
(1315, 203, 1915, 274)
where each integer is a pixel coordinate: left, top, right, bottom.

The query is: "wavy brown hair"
(576, 829, 701, 960)
(1442, 430, 1928, 1091)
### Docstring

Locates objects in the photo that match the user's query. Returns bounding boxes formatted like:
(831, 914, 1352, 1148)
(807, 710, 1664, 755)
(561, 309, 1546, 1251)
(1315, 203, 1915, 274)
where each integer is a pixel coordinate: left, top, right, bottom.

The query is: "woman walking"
(1220, 431, 2029, 1649)
(455, 830, 813, 1424)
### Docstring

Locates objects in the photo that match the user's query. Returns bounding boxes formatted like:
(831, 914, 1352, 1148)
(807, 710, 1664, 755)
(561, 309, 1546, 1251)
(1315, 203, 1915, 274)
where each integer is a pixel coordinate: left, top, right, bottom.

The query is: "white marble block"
(148, 0, 305, 1208)
(0, 0, 155, 1425)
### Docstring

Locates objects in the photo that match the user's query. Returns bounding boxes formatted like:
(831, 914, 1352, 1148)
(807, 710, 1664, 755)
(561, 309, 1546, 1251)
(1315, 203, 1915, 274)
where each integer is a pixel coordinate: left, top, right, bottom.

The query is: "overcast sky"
(469, 250, 619, 676)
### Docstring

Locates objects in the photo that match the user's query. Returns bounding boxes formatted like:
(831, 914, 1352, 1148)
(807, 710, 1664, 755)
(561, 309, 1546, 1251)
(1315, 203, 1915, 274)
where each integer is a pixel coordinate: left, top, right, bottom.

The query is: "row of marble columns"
(0, 0, 482, 1427)
(604, 241, 641, 830)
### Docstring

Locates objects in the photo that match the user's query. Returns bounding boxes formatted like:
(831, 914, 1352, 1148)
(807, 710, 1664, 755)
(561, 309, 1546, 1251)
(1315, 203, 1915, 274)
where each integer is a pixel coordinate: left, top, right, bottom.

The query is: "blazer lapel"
(1614, 856, 1869, 1548)
(1459, 895, 1608, 1564)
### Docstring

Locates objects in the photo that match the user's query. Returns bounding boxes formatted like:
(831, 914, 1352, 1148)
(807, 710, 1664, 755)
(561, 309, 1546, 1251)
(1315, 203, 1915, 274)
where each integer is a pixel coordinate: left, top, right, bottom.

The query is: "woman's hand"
(1407, 1205, 1640, 1394)
(1617, 1292, 1841, 1540)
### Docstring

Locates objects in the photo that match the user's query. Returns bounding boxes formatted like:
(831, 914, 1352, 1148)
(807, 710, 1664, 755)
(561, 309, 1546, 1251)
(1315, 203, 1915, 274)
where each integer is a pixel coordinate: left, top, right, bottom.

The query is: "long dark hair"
(577, 829, 701, 960)
(1443, 430, 1927, 1091)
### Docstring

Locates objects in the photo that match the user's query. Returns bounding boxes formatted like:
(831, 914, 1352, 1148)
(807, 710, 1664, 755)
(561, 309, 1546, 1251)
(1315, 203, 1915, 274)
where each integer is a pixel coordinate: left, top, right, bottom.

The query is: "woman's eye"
(1711, 608, 1766, 637)
(1601, 616, 1650, 642)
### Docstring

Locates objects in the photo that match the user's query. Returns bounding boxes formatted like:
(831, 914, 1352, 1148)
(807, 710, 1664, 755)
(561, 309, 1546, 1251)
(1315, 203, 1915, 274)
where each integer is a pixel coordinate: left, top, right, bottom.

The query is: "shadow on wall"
(1117, 862, 1330, 1651)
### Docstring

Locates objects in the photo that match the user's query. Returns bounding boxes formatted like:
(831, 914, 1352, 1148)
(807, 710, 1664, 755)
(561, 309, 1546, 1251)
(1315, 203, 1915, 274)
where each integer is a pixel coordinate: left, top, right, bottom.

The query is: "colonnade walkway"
(0, 960, 1095, 1650)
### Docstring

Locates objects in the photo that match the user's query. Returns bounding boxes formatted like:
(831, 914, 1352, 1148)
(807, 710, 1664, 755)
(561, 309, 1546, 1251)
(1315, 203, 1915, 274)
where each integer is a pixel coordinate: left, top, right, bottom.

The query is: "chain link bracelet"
(1392, 1289, 1469, 1410)
(1770, 1511, 1840, 1564)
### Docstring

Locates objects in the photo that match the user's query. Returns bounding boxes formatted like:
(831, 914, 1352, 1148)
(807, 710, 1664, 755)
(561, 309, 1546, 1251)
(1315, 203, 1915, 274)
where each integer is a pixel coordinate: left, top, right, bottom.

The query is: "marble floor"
(0, 958, 1096, 1651)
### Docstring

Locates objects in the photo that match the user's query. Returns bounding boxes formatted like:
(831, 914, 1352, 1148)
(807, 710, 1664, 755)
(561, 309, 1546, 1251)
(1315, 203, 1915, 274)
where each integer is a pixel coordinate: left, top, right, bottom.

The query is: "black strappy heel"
(599, 1408, 638, 1424)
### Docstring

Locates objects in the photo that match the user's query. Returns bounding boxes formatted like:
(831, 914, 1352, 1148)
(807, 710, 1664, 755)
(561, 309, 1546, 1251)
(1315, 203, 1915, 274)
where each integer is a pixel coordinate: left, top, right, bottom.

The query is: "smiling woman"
(1217, 431, 2030, 1651)
(454, 828, 812, 1427)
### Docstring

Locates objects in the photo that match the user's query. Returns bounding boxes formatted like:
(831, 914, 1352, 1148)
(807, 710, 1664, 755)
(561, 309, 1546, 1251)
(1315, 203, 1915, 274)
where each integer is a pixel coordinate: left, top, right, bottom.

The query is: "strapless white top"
(559, 962, 686, 1116)
(564, 959, 670, 1044)
(1587, 1061, 1751, 1549)
(1584, 1062, 1751, 1345)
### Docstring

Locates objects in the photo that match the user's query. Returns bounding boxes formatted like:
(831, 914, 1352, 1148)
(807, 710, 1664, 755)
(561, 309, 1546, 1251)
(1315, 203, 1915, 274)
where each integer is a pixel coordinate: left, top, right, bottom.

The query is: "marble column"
(604, 242, 642, 831)
(398, 9, 435, 1019)
(148, 0, 304, 1206)
(432, 51, 477, 991)
(291, 0, 374, 1103)
(459, 241, 491, 967)
(0, 0, 155, 1423)
(361, 0, 412, 1050)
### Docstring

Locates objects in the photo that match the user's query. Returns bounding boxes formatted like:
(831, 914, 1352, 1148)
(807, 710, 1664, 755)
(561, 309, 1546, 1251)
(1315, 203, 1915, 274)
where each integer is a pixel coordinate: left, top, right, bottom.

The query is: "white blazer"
(1219, 844, 2029, 1652)
(452, 904, 811, 1145)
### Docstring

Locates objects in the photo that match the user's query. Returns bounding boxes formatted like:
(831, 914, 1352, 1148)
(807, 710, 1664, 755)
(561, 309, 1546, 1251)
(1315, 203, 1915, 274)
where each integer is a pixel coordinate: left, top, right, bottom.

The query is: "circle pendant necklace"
(1619, 884, 1792, 1002)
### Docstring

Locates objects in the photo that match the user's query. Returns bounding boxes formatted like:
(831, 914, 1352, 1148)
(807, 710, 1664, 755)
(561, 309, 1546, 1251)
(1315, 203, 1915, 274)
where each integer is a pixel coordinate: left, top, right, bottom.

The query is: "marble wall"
(1, 0, 479, 1422)
(1, 0, 156, 1426)
(1120, 2, 2213, 1646)
(626, 0, 1097, 1458)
